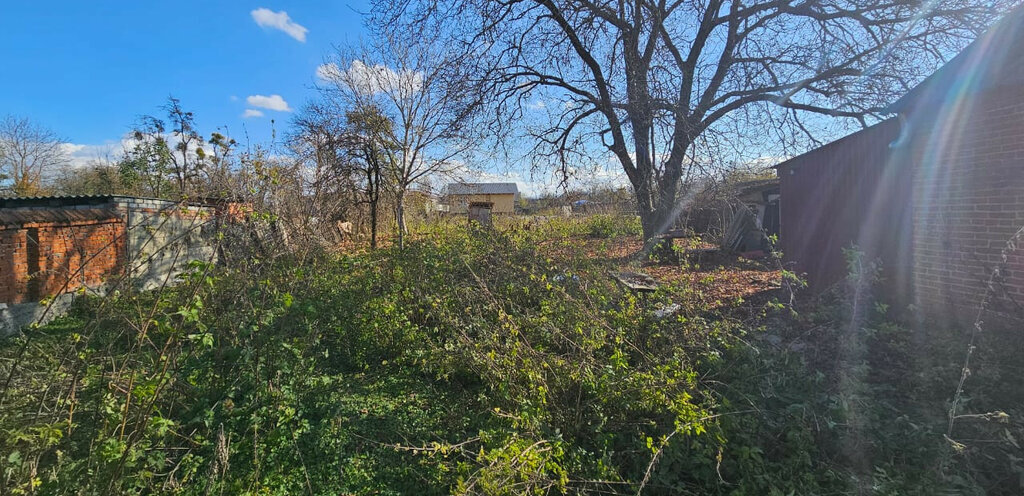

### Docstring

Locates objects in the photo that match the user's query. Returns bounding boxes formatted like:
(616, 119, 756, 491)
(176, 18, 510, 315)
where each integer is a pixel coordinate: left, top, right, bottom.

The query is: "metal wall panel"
(776, 119, 914, 297)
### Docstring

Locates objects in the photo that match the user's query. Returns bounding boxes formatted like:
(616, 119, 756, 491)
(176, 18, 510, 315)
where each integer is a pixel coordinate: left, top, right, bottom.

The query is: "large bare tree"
(318, 31, 486, 248)
(0, 115, 68, 196)
(378, 0, 1014, 246)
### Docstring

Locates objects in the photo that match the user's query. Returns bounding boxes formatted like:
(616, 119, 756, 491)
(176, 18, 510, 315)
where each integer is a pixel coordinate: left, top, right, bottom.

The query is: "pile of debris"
(677, 178, 779, 254)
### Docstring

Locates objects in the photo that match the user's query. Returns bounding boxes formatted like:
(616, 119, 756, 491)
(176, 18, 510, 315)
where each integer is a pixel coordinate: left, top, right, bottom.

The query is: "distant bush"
(583, 214, 642, 238)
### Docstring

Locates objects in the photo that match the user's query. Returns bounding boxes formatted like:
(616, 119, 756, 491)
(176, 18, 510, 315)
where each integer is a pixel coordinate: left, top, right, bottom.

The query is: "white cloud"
(525, 99, 547, 111)
(316, 63, 342, 82)
(251, 8, 308, 42)
(317, 60, 423, 95)
(246, 94, 292, 112)
(242, 109, 265, 118)
(59, 142, 119, 169)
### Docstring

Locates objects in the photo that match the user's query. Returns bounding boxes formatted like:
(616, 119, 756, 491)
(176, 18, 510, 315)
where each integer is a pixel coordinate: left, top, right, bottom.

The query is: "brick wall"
(0, 199, 237, 306)
(910, 85, 1024, 324)
(0, 198, 242, 335)
(0, 229, 27, 304)
(0, 211, 125, 304)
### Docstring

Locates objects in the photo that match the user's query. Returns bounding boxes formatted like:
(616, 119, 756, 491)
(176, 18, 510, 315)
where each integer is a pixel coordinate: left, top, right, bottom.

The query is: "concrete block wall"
(116, 199, 219, 291)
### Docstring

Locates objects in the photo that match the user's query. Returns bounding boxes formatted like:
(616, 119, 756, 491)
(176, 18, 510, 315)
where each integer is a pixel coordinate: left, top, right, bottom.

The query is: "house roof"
(886, 6, 1024, 113)
(772, 118, 901, 170)
(445, 182, 519, 195)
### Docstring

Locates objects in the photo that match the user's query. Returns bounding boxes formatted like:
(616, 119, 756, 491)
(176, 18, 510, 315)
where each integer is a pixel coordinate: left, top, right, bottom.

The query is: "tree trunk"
(366, 154, 382, 250)
(370, 199, 378, 249)
(639, 204, 674, 258)
(395, 190, 407, 249)
(635, 178, 661, 247)
(635, 175, 681, 259)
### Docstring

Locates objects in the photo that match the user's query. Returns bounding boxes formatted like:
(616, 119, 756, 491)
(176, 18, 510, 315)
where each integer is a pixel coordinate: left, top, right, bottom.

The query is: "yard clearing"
(537, 228, 783, 314)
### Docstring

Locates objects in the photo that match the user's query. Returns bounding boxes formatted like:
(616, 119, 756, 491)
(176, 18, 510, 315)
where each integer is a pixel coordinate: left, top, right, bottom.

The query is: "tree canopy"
(376, 0, 1016, 242)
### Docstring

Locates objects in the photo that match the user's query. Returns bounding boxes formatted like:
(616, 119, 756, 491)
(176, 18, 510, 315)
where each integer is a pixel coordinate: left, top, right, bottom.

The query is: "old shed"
(775, 119, 911, 294)
(444, 183, 519, 215)
(777, 7, 1024, 325)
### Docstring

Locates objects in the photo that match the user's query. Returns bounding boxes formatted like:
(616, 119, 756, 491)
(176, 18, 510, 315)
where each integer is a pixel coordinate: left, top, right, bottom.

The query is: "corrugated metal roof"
(0, 207, 121, 227)
(0, 194, 232, 209)
(886, 5, 1024, 113)
(445, 182, 519, 195)
(0, 195, 115, 209)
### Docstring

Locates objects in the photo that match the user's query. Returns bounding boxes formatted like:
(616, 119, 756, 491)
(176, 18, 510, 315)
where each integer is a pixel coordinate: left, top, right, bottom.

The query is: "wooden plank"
(608, 271, 659, 293)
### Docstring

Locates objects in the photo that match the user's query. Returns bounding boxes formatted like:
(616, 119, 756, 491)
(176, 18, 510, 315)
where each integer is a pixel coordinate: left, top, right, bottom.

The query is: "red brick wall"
(910, 86, 1024, 324)
(220, 202, 251, 222)
(0, 217, 125, 304)
(0, 199, 242, 308)
(0, 229, 28, 304)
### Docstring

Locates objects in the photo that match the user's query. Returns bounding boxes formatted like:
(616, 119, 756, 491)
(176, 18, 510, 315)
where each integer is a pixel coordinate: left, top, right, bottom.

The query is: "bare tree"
(120, 97, 208, 198)
(119, 117, 173, 197)
(291, 99, 396, 249)
(201, 131, 239, 198)
(379, 0, 1014, 249)
(288, 101, 367, 246)
(0, 115, 68, 196)
(54, 160, 129, 195)
(341, 104, 392, 248)
(163, 97, 208, 196)
(318, 31, 486, 248)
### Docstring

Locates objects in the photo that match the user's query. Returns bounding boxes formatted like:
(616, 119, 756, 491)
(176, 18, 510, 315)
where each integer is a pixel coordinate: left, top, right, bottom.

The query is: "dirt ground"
(551, 234, 784, 311)
(343, 227, 784, 313)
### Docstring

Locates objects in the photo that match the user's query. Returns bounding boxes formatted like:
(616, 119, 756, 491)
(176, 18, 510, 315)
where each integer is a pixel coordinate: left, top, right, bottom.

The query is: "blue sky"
(0, 1, 369, 157)
(0, 1, 615, 195)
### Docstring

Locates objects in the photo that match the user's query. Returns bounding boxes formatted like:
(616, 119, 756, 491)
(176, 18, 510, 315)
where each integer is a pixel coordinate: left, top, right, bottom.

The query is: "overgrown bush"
(583, 214, 642, 239)
(2, 218, 1018, 495)
(784, 249, 1024, 495)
